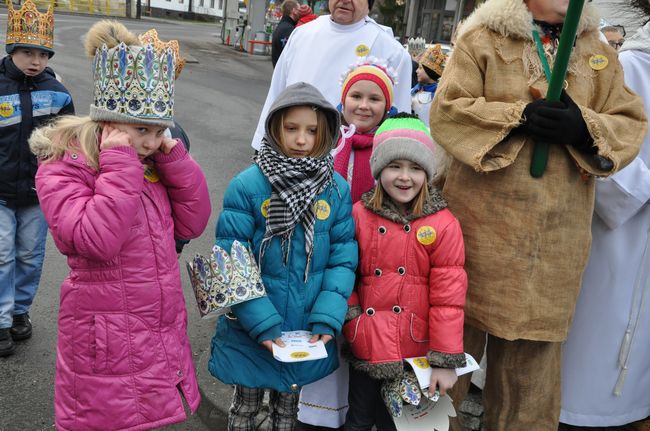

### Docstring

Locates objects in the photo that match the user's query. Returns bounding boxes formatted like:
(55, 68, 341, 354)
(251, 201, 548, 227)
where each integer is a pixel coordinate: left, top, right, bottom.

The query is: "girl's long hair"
(269, 106, 333, 158)
(29, 116, 102, 170)
(369, 179, 430, 216)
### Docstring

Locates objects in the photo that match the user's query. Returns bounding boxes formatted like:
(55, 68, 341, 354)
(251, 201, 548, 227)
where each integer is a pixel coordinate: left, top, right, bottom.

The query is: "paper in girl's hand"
(271, 331, 328, 363)
(404, 353, 480, 390)
(392, 394, 456, 431)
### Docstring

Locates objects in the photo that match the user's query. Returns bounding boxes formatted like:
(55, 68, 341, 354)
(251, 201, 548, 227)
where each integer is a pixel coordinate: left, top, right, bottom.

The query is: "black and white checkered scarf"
(255, 141, 335, 281)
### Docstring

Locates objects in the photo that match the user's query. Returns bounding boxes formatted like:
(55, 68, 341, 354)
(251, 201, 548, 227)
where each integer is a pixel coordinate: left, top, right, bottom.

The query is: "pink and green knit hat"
(370, 113, 436, 180)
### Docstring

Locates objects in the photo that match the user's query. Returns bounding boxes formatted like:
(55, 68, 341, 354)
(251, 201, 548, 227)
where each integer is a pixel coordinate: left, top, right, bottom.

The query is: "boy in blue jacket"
(0, 0, 74, 356)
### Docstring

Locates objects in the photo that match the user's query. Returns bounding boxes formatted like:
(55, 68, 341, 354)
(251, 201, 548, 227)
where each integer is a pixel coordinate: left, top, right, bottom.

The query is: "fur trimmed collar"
(458, 0, 600, 41)
(359, 187, 447, 225)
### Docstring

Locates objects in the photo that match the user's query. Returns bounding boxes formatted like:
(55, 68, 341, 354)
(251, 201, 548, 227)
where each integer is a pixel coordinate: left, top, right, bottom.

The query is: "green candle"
(530, 0, 586, 178)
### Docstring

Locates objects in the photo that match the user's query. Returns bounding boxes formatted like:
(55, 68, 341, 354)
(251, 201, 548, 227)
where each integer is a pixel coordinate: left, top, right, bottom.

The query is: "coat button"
(374, 268, 382, 276)
(392, 305, 402, 314)
(366, 307, 375, 316)
(398, 266, 406, 275)
(70, 153, 78, 160)
(290, 384, 299, 392)
(403, 224, 411, 232)
(177, 370, 183, 377)
(378, 226, 387, 234)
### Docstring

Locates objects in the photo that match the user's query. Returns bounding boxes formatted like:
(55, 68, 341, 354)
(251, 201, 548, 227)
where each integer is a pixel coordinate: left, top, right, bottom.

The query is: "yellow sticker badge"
(416, 226, 437, 246)
(589, 54, 609, 71)
(314, 200, 331, 220)
(290, 352, 310, 359)
(412, 357, 430, 369)
(0, 102, 14, 117)
(261, 198, 271, 218)
(143, 165, 160, 183)
(355, 44, 370, 57)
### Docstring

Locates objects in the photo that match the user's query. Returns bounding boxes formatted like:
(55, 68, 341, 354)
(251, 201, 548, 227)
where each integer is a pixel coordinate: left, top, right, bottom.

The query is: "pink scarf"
(333, 131, 375, 203)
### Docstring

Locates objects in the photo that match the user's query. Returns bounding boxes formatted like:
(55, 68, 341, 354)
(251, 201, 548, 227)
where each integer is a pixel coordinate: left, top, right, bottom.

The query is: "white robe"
(250, 15, 412, 150)
(560, 26, 650, 426)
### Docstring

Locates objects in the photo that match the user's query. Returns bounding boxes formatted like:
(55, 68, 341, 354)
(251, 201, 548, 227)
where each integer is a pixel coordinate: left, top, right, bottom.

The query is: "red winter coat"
(34, 142, 211, 431)
(343, 190, 467, 378)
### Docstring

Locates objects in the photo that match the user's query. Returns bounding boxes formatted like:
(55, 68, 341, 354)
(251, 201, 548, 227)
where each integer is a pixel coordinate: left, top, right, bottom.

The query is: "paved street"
(0, 12, 273, 430)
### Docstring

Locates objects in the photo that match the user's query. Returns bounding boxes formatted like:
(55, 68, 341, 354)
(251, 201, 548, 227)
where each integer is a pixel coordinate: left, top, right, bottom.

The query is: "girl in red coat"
(343, 113, 468, 431)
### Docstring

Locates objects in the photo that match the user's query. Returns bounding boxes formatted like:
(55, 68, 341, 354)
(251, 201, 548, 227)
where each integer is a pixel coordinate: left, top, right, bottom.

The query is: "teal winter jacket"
(208, 164, 358, 392)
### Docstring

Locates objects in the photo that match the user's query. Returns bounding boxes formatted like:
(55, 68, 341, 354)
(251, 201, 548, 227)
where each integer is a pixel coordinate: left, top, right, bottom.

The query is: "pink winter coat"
(343, 190, 467, 379)
(34, 142, 210, 431)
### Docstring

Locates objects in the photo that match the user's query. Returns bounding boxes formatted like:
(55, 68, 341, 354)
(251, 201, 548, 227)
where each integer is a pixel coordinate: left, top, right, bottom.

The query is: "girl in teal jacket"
(209, 82, 358, 431)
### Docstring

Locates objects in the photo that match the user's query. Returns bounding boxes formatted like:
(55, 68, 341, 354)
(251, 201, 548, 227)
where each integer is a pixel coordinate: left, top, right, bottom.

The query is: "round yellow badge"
(355, 44, 370, 57)
(0, 102, 14, 117)
(261, 198, 271, 218)
(290, 352, 310, 359)
(314, 199, 331, 220)
(143, 165, 160, 183)
(416, 226, 437, 246)
(413, 357, 430, 369)
(589, 54, 609, 71)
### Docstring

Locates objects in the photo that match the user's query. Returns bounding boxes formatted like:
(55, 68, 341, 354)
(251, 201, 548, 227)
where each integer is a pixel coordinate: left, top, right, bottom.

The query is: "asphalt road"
(0, 12, 273, 431)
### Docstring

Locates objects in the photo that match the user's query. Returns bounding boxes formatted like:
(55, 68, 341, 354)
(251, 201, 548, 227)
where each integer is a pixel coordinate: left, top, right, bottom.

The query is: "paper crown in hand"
(186, 240, 266, 319)
(5, 0, 54, 56)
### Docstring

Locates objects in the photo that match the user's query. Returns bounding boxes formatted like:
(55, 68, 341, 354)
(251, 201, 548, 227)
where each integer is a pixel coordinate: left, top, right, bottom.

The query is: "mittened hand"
(100, 124, 132, 151)
(523, 90, 595, 153)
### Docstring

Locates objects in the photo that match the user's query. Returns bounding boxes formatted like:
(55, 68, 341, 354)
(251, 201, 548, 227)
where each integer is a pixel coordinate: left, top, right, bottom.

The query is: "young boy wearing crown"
(0, 0, 75, 357)
(411, 44, 447, 125)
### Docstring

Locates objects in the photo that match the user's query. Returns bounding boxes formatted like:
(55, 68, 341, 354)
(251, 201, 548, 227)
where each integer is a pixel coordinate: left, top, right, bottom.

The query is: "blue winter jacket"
(208, 165, 358, 392)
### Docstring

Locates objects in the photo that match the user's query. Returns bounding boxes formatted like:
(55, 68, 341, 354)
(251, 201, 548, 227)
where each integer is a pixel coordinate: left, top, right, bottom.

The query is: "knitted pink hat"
(298, 4, 312, 17)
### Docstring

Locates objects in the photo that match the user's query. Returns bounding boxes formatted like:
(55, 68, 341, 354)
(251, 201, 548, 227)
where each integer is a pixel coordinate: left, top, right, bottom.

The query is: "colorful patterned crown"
(186, 240, 267, 319)
(5, 0, 54, 55)
(420, 44, 447, 77)
(138, 29, 186, 79)
(90, 42, 176, 128)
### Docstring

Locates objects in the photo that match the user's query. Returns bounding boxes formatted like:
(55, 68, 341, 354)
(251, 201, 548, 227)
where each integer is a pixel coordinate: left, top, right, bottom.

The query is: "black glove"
(522, 90, 596, 153)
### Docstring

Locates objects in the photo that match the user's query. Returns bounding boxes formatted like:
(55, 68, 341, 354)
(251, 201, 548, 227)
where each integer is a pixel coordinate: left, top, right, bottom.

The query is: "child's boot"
(0, 328, 16, 356)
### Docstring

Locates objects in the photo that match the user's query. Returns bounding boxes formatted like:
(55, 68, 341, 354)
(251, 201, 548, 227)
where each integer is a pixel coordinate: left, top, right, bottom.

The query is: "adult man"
(251, 0, 412, 150)
(271, 0, 300, 67)
(429, 0, 647, 429)
(601, 25, 626, 50)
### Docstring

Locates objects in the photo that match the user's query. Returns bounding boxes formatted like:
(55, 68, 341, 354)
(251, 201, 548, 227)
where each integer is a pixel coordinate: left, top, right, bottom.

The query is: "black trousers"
(344, 365, 397, 431)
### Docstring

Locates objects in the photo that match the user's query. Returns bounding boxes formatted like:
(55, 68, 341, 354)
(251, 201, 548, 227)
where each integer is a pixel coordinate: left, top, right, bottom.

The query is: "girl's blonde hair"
(29, 116, 102, 170)
(369, 179, 430, 216)
(269, 106, 333, 158)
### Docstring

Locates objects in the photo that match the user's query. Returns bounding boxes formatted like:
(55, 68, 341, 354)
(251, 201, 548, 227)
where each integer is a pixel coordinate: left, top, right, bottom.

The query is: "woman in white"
(560, 9, 650, 428)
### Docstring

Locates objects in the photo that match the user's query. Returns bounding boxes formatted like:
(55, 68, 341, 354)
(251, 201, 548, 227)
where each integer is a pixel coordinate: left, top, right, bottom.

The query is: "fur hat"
(370, 113, 437, 181)
(340, 56, 398, 113)
(85, 20, 175, 128)
(5, 0, 55, 57)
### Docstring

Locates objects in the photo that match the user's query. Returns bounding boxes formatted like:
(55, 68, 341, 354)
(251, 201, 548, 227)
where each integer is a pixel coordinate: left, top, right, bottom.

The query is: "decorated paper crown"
(186, 240, 266, 319)
(5, 0, 54, 56)
(339, 56, 399, 113)
(407, 37, 426, 59)
(138, 29, 186, 79)
(420, 44, 447, 78)
(90, 42, 176, 128)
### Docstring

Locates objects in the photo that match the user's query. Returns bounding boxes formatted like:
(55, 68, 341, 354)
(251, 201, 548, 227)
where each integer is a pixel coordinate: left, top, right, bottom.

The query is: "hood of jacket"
(620, 22, 650, 54)
(264, 81, 341, 155)
(458, 0, 600, 41)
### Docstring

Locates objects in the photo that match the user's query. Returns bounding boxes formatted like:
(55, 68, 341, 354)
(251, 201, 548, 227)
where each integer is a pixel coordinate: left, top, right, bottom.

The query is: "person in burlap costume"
(428, 0, 647, 428)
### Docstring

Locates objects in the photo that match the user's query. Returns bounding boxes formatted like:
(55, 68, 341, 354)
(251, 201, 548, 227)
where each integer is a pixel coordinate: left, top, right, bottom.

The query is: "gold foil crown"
(6, 0, 54, 52)
(420, 44, 447, 77)
(138, 29, 186, 79)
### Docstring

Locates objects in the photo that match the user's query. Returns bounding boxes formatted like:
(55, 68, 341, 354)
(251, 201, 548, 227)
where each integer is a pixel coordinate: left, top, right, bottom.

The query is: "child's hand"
(261, 337, 285, 353)
(428, 368, 458, 397)
(159, 137, 178, 155)
(100, 124, 132, 151)
(308, 334, 333, 345)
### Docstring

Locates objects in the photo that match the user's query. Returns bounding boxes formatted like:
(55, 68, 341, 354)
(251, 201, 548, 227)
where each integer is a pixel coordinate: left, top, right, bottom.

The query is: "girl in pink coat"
(29, 21, 211, 431)
(343, 113, 467, 431)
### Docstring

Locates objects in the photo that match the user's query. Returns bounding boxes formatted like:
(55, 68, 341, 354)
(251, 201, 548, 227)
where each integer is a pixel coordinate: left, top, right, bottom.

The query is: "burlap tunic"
(429, 0, 647, 342)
